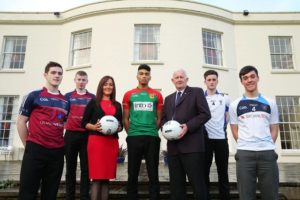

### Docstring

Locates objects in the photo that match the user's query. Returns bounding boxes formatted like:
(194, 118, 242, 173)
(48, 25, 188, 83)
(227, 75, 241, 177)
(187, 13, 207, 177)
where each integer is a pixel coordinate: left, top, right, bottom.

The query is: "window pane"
(1, 36, 27, 69)
(134, 25, 160, 61)
(269, 37, 294, 70)
(71, 30, 92, 66)
(202, 30, 223, 66)
(276, 96, 300, 149)
(0, 96, 18, 147)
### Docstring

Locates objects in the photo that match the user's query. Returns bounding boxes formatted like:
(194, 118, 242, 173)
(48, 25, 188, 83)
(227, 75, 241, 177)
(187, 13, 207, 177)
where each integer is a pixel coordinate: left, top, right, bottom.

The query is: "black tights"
(90, 180, 109, 200)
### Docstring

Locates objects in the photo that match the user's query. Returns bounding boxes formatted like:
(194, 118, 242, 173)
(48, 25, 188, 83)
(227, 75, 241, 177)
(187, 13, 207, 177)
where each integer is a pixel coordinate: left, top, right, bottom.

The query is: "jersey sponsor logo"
(133, 102, 153, 111)
(40, 120, 64, 128)
(238, 105, 248, 110)
(40, 97, 49, 101)
(240, 113, 269, 120)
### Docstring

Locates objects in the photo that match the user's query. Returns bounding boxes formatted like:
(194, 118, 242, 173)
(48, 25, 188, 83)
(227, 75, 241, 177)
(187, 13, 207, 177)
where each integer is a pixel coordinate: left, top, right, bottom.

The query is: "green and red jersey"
(123, 88, 163, 137)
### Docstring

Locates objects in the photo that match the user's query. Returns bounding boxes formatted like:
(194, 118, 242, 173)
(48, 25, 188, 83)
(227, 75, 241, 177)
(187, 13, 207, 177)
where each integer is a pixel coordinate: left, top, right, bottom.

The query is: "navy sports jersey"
(19, 87, 69, 148)
(64, 90, 95, 131)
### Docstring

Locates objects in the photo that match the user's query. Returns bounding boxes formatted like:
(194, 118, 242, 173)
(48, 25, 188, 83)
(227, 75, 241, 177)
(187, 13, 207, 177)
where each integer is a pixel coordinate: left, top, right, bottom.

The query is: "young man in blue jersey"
(229, 65, 279, 200)
(64, 71, 95, 200)
(203, 70, 230, 200)
(17, 61, 69, 200)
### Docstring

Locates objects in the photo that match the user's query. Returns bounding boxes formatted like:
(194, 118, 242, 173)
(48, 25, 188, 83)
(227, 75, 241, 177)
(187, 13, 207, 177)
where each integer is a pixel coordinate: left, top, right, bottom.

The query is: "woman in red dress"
(82, 76, 123, 200)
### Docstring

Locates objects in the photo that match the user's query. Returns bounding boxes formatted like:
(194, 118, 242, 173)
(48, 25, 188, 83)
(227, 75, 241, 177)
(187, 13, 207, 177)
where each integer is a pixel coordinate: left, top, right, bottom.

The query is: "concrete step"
(0, 180, 290, 200)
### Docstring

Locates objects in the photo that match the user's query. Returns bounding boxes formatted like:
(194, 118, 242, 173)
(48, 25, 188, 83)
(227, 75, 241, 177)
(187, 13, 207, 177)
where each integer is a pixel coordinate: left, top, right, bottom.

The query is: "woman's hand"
(117, 122, 122, 132)
(94, 120, 102, 132)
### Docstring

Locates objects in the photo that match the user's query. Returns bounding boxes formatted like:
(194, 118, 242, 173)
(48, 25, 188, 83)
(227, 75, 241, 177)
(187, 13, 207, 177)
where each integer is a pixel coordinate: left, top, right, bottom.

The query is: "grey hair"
(173, 69, 188, 78)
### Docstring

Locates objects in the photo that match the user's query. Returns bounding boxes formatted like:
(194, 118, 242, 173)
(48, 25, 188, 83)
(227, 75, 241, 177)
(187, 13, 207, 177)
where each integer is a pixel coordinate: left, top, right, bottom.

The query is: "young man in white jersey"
(203, 70, 230, 200)
(229, 65, 279, 200)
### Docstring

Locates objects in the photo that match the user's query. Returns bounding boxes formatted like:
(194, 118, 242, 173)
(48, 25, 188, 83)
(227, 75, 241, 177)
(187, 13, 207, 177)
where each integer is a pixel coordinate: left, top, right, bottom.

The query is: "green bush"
(0, 180, 17, 189)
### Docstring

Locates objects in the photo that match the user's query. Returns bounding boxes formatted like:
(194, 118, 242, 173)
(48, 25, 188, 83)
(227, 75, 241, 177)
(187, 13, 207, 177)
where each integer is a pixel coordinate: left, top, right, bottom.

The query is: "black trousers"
(205, 138, 230, 200)
(168, 152, 207, 200)
(126, 135, 161, 200)
(64, 130, 90, 200)
(18, 141, 64, 200)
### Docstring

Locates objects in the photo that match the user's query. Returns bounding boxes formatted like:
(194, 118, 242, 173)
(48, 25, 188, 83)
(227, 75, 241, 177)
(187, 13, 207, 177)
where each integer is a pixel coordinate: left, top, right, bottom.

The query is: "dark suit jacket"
(162, 86, 211, 155)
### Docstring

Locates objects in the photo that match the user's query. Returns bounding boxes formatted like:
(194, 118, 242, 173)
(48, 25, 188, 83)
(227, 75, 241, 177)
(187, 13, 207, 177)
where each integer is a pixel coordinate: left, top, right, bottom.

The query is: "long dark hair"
(95, 76, 117, 106)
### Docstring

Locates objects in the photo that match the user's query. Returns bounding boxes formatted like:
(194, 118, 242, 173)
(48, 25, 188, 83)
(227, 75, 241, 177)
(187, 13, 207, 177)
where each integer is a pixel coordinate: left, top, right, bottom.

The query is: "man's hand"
(178, 123, 188, 139)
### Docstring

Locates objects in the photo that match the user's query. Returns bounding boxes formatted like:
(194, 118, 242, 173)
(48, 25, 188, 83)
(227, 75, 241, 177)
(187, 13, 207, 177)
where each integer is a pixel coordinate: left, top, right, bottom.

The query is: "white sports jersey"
(205, 91, 230, 139)
(229, 94, 279, 151)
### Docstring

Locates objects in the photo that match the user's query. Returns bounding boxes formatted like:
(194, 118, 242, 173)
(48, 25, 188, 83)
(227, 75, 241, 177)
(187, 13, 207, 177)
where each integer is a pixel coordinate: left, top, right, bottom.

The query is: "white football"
(162, 120, 182, 140)
(99, 115, 118, 135)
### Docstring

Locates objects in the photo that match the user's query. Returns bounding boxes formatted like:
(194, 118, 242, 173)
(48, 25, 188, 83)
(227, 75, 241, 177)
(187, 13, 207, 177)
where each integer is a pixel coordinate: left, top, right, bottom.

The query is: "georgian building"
(0, 0, 299, 162)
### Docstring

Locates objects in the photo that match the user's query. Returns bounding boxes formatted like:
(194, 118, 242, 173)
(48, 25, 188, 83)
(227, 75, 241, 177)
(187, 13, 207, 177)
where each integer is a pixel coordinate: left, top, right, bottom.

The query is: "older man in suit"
(162, 69, 211, 200)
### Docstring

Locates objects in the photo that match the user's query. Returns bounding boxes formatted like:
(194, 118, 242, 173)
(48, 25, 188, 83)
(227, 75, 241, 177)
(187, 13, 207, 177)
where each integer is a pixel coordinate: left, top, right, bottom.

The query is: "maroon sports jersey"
(19, 87, 69, 148)
(64, 90, 95, 131)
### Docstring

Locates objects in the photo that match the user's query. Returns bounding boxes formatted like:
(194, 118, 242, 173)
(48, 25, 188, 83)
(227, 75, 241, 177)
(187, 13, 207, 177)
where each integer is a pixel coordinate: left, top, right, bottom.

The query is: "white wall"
(0, 0, 300, 162)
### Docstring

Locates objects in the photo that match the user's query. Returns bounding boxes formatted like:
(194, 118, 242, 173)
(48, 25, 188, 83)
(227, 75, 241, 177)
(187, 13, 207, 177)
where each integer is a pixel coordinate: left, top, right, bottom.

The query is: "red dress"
(87, 100, 119, 179)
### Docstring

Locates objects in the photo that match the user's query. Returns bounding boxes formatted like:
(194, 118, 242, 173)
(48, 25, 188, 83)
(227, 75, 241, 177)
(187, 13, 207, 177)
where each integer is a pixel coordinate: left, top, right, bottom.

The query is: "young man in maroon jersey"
(17, 61, 69, 200)
(64, 71, 95, 200)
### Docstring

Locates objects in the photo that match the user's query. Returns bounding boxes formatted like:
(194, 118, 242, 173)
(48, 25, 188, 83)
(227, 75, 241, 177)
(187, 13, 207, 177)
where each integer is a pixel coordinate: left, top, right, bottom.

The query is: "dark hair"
(138, 64, 151, 72)
(239, 65, 258, 80)
(95, 76, 117, 106)
(76, 70, 87, 77)
(204, 70, 218, 79)
(44, 61, 62, 73)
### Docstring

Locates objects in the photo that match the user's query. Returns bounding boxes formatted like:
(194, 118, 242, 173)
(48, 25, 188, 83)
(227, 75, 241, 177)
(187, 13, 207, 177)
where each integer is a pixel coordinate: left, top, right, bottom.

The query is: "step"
(0, 181, 290, 200)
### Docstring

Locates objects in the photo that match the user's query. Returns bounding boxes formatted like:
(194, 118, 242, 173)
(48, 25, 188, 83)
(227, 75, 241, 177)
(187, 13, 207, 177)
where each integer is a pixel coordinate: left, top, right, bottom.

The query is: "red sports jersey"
(19, 87, 69, 148)
(64, 90, 95, 131)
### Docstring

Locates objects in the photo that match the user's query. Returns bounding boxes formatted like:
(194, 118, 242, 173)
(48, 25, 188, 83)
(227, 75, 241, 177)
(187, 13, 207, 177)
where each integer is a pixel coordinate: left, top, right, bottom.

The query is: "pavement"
(1, 161, 300, 183)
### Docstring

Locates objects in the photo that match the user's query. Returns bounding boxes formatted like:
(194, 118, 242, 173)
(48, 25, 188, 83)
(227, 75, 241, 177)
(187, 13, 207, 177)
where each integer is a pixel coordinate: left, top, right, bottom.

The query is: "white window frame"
(0, 96, 19, 148)
(202, 30, 223, 66)
(69, 30, 92, 67)
(1, 36, 27, 70)
(269, 36, 294, 70)
(134, 24, 160, 62)
(276, 96, 300, 150)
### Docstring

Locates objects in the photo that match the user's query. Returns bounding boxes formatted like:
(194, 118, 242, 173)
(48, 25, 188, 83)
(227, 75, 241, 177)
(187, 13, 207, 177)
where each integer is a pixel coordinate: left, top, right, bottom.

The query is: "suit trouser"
(126, 135, 161, 200)
(18, 141, 64, 200)
(64, 130, 90, 200)
(205, 138, 230, 200)
(235, 150, 279, 200)
(168, 152, 207, 200)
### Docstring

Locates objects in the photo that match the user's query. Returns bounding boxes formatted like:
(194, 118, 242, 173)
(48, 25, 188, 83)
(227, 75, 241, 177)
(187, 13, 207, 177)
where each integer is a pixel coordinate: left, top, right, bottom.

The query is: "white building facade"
(0, 0, 299, 162)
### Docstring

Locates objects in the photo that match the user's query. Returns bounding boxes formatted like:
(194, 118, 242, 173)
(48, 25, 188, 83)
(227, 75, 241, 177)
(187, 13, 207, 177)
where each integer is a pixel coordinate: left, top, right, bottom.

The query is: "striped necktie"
(175, 91, 182, 105)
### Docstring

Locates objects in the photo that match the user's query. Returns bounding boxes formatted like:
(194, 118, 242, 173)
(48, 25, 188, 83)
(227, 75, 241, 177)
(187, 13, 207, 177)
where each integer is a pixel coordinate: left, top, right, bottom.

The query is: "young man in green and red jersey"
(123, 64, 163, 200)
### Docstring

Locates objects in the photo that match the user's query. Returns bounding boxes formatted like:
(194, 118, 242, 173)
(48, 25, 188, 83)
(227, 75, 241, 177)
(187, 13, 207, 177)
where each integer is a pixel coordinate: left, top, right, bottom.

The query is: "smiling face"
(172, 70, 188, 91)
(103, 78, 114, 97)
(240, 70, 259, 94)
(44, 66, 63, 88)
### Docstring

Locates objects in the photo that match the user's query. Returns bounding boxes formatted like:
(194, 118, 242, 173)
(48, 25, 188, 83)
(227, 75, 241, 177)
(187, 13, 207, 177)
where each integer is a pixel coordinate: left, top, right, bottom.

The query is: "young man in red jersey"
(64, 71, 95, 200)
(17, 61, 69, 200)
